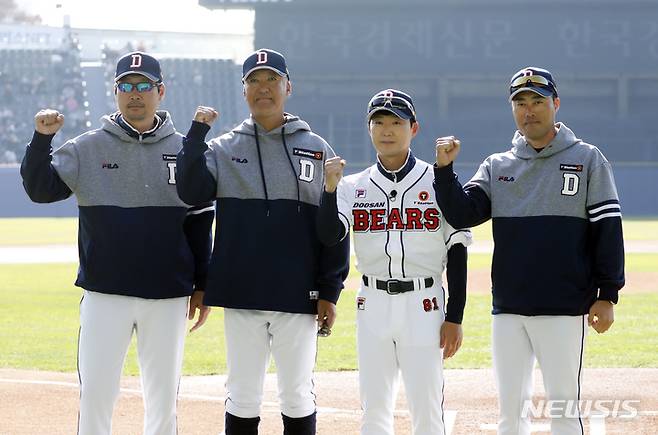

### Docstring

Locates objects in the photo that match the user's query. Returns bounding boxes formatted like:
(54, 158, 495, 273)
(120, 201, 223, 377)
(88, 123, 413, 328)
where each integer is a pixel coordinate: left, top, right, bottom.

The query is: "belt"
(362, 275, 434, 295)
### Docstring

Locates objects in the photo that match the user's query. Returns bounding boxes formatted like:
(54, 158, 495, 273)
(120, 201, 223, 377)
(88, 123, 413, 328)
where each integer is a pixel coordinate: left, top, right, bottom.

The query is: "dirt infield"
(1, 367, 657, 434)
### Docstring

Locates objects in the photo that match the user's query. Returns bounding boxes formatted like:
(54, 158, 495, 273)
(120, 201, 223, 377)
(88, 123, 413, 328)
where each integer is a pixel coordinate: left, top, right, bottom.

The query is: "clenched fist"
(324, 156, 346, 193)
(435, 136, 461, 168)
(193, 106, 219, 126)
(34, 109, 65, 135)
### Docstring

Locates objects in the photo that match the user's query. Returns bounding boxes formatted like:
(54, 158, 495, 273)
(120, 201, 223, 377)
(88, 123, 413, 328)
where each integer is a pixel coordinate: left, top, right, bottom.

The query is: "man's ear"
(286, 79, 292, 96)
(158, 83, 166, 101)
(411, 120, 420, 138)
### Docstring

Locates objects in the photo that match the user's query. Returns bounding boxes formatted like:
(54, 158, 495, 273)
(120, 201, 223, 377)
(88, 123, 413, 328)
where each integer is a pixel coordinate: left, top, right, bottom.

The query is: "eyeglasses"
(116, 82, 159, 93)
(510, 74, 554, 90)
(368, 95, 416, 119)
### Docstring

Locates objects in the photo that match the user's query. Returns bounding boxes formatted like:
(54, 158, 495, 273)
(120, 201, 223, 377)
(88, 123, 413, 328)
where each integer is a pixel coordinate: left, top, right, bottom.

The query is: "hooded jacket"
(176, 114, 350, 314)
(21, 111, 213, 299)
(434, 122, 625, 316)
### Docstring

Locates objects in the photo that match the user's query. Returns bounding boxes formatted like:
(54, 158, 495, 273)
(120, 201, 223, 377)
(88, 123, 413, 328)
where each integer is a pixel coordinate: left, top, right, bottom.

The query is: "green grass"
(1, 263, 656, 374)
(0, 218, 79, 245)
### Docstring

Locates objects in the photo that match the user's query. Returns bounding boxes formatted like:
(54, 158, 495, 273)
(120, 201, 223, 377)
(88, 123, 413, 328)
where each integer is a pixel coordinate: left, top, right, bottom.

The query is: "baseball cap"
(115, 51, 163, 83)
(242, 48, 289, 80)
(367, 89, 417, 122)
(509, 67, 558, 101)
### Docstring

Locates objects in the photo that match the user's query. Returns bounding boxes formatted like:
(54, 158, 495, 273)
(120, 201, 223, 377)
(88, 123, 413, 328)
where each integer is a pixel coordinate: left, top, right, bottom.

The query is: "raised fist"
(324, 156, 346, 193)
(34, 109, 65, 135)
(193, 106, 219, 126)
(435, 136, 461, 168)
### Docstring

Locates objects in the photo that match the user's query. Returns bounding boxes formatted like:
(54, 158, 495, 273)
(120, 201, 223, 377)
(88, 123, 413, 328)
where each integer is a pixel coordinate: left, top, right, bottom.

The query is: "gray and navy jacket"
(176, 114, 350, 314)
(21, 111, 213, 299)
(434, 122, 625, 316)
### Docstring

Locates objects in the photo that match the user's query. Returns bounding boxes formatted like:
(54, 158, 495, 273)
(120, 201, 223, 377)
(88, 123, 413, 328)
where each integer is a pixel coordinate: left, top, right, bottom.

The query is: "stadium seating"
(0, 43, 90, 163)
(2, 47, 656, 170)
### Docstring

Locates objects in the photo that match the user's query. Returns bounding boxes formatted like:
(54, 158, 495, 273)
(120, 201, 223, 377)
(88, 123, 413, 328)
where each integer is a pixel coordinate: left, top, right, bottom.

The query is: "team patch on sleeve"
(587, 199, 621, 222)
(293, 148, 323, 160)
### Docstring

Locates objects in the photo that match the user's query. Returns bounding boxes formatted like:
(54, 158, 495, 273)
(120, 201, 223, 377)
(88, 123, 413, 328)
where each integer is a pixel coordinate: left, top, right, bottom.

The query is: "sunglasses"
(510, 74, 555, 90)
(116, 82, 159, 93)
(368, 95, 416, 119)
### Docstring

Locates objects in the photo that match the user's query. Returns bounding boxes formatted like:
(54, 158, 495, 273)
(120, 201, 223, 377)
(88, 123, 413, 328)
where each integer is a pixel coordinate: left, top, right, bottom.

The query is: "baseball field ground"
(1, 217, 657, 434)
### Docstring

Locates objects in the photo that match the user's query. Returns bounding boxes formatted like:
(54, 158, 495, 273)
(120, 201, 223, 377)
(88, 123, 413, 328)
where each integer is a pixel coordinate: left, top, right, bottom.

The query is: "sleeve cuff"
(318, 285, 342, 305)
(598, 287, 619, 304)
(445, 313, 463, 324)
(186, 121, 212, 142)
(30, 130, 56, 150)
(321, 189, 337, 203)
(433, 162, 456, 183)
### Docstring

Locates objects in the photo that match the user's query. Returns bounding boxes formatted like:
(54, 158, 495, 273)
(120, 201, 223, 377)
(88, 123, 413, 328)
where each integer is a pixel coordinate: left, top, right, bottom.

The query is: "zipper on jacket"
(253, 124, 270, 216)
(280, 127, 302, 213)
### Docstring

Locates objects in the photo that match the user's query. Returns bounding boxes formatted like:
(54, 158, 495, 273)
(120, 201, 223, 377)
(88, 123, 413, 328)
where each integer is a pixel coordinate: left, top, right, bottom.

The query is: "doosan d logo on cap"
(115, 51, 163, 83)
(242, 48, 289, 80)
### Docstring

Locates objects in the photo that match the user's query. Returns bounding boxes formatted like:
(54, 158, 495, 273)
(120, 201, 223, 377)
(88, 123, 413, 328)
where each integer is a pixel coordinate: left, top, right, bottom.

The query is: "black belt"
(362, 276, 434, 295)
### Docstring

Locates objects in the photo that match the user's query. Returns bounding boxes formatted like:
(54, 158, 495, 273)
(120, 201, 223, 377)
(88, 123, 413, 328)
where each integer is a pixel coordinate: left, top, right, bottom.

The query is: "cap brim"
(509, 86, 553, 102)
(115, 71, 160, 83)
(367, 107, 413, 121)
(242, 66, 288, 80)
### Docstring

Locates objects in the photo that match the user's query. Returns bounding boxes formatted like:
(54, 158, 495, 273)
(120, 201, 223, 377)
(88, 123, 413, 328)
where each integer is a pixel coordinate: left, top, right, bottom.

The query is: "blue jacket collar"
(376, 151, 416, 182)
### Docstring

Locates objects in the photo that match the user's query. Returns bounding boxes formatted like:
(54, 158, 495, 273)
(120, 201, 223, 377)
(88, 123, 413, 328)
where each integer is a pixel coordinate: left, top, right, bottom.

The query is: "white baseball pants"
(357, 279, 446, 435)
(223, 308, 318, 419)
(77, 290, 188, 435)
(493, 314, 587, 435)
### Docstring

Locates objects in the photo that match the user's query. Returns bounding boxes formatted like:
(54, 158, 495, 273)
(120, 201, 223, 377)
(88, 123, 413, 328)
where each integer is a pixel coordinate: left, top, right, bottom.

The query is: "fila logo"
(353, 208, 441, 232)
(130, 54, 142, 68)
(355, 189, 367, 198)
(357, 297, 366, 311)
(232, 156, 248, 164)
(498, 176, 515, 182)
(102, 162, 119, 169)
(256, 51, 267, 64)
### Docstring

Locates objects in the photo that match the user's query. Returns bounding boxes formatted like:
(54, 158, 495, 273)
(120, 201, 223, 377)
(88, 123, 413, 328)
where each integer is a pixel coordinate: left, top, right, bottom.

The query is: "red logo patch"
(418, 191, 430, 201)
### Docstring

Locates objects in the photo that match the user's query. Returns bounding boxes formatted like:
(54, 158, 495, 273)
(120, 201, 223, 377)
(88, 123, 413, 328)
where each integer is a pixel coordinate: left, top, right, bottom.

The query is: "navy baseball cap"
(509, 67, 558, 101)
(115, 51, 163, 83)
(242, 48, 289, 80)
(367, 89, 417, 122)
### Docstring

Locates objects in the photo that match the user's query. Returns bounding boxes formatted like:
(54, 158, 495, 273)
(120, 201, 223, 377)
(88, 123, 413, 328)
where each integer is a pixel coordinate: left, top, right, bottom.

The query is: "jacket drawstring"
(280, 127, 302, 213)
(253, 124, 270, 216)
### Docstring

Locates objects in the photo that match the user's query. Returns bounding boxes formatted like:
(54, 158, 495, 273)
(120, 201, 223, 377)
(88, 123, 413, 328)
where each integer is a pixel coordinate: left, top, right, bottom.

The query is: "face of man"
(368, 112, 419, 161)
(115, 74, 164, 127)
(243, 69, 291, 126)
(511, 91, 560, 147)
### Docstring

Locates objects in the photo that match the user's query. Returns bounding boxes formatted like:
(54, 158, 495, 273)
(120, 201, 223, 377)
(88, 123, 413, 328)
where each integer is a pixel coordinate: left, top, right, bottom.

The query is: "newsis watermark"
(521, 399, 641, 419)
